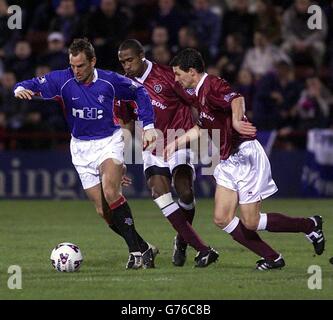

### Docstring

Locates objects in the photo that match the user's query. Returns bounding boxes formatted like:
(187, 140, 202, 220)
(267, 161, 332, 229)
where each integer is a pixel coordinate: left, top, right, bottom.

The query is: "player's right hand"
(233, 120, 257, 137)
(143, 128, 158, 151)
(14, 89, 35, 100)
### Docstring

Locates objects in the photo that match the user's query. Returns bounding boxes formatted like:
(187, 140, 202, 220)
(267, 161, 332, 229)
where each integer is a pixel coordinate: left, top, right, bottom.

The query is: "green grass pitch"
(0, 199, 332, 300)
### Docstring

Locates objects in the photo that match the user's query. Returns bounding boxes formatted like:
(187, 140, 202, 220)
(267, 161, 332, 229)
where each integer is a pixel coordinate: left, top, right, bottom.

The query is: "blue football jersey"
(14, 68, 155, 140)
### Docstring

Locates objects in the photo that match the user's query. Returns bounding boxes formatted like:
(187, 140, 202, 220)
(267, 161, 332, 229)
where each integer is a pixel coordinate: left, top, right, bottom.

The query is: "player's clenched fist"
(143, 128, 158, 151)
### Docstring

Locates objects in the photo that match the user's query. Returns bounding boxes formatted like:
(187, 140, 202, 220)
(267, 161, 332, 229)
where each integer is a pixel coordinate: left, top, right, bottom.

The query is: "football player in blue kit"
(14, 38, 158, 270)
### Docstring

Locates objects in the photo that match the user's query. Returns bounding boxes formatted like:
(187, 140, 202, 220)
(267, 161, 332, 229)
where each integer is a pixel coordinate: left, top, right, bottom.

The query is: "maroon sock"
(230, 220, 279, 260)
(177, 207, 195, 244)
(266, 213, 315, 234)
(167, 208, 208, 253)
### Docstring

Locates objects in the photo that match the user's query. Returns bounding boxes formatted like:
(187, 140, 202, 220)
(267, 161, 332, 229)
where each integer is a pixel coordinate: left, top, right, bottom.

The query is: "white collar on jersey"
(195, 73, 208, 96)
(92, 68, 98, 82)
(135, 59, 152, 84)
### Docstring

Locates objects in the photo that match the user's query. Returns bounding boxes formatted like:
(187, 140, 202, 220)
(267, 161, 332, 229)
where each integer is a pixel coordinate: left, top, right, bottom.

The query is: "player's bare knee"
(213, 215, 232, 229)
(240, 217, 259, 231)
(174, 179, 193, 204)
(103, 186, 120, 204)
(178, 189, 194, 204)
(150, 186, 168, 200)
(152, 190, 166, 199)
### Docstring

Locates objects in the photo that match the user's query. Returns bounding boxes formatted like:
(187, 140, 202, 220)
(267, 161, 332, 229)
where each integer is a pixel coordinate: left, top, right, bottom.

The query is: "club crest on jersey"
(154, 84, 162, 93)
(186, 88, 195, 95)
(224, 92, 237, 102)
(37, 76, 46, 84)
(98, 95, 105, 104)
(124, 218, 133, 226)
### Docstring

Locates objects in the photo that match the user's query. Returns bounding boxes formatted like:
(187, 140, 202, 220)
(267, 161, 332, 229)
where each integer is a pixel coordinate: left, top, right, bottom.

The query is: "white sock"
(154, 193, 179, 217)
(257, 213, 268, 231)
(222, 216, 240, 234)
(178, 199, 196, 210)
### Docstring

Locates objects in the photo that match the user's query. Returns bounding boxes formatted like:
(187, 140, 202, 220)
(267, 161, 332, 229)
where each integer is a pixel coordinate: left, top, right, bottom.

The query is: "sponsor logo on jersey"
(151, 99, 167, 110)
(153, 84, 162, 93)
(72, 107, 103, 120)
(200, 111, 215, 122)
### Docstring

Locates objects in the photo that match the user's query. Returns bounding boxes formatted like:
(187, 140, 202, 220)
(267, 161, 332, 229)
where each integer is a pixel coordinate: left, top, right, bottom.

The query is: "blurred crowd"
(1, 0, 333, 150)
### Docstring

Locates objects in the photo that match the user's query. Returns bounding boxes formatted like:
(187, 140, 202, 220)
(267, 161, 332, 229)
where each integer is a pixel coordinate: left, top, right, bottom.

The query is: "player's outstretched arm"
(231, 97, 257, 137)
(13, 70, 65, 101)
(110, 73, 155, 130)
(164, 125, 201, 160)
(110, 73, 157, 150)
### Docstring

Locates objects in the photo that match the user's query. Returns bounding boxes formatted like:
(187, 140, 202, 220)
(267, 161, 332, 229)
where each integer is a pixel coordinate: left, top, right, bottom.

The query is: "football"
(50, 242, 83, 272)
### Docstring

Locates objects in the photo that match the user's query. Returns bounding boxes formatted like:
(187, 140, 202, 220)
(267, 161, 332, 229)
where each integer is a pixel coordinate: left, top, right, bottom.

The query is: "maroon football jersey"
(196, 74, 255, 160)
(136, 60, 196, 131)
(117, 60, 197, 153)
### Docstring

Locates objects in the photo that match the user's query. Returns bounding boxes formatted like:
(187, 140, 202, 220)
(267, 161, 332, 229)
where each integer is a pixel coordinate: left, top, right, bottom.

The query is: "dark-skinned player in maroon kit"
(117, 40, 218, 268)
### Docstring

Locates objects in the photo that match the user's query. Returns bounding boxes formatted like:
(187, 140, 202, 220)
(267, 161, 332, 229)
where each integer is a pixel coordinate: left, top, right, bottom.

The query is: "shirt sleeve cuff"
(143, 123, 155, 130)
(14, 86, 25, 95)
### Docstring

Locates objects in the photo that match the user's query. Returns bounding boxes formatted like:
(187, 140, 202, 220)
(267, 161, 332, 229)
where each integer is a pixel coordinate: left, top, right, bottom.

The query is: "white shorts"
(143, 148, 195, 176)
(70, 129, 124, 189)
(213, 140, 278, 204)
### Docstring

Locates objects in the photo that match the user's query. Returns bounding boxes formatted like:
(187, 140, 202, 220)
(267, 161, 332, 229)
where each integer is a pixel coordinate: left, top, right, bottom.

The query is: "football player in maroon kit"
(117, 39, 219, 268)
(166, 48, 325, 270)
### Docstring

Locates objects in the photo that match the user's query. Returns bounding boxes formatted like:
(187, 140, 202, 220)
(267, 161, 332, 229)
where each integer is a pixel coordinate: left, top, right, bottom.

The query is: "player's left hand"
(121, 164, 132, 187)
(121, 175, 132, 187)
(143, 128, 158, 151)
(233, 120, 257, 137)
